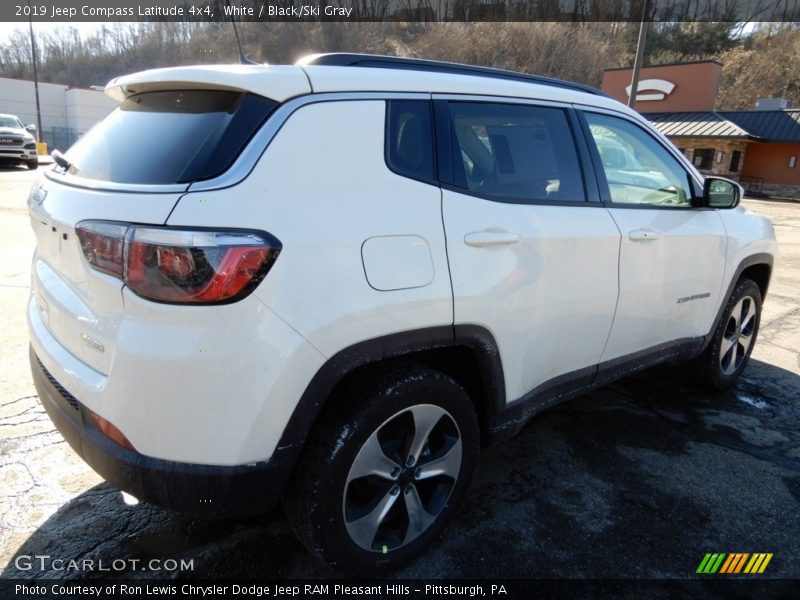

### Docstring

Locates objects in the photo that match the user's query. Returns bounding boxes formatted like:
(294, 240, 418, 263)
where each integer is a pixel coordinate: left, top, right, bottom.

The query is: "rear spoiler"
(105, 65, 311, 103)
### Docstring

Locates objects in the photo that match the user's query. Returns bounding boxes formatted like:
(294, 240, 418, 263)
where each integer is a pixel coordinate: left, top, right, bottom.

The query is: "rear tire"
(284, 367, 479, 575)
(697, 278, 762, 389)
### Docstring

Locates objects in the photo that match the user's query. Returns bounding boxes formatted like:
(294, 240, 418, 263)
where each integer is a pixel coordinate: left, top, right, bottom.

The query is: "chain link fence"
(40, 127, 80, 153)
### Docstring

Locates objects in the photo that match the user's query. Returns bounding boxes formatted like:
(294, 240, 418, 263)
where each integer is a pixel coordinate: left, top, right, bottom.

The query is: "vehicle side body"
(28, 58, 778, 567)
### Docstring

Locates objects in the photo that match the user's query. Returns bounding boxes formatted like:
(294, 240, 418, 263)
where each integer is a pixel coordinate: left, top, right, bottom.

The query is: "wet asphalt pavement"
(0, 166, 798, 581)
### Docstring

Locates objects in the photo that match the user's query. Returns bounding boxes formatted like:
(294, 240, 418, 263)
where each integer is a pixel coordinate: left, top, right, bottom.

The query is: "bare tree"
(717, 24, 800, 109)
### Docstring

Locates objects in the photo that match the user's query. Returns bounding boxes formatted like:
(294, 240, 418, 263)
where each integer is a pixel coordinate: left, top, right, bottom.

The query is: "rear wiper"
(51, 149, 73, 170)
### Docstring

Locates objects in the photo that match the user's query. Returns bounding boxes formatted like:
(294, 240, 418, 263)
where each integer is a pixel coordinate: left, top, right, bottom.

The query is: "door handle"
(464, 231, 521, 247)
(628, 228, 662, 241)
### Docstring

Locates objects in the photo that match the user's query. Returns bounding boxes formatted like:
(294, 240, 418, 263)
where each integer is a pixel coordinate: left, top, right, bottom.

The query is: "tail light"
(75, 222, 127, 278)
(75, 221, 280, 304)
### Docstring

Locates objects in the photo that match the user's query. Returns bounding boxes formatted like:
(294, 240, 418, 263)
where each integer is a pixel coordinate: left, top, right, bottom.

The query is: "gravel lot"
(1, 165, 798, 580)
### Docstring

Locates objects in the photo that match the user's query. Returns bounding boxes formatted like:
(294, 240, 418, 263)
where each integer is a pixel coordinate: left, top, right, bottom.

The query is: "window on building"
(790, 155, 797, 169)
(693, 148, 714, 171)
(730, 150, 742, 173)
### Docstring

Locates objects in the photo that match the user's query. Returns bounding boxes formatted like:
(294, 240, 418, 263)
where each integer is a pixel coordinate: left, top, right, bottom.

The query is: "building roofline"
(0, 74, 67, 89)
(0, 74, 107, 93)
(658, 134, 762, 140)
(649, 110, 799, 116)
(719, 109, 800, 116)
(645, 109, 800, 142)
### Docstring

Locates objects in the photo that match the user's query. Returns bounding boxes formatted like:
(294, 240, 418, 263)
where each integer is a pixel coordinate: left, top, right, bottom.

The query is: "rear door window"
(64, 90, 277, 185)
(445, 102, 585, 203)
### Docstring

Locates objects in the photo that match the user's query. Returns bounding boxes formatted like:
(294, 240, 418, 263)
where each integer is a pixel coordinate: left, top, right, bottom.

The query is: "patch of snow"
(121, 491, 140, 506)
(737, 393, 768, 410)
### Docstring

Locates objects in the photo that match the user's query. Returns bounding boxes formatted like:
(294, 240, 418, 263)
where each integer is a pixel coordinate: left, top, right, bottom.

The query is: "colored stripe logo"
(697, 552, 773, 574)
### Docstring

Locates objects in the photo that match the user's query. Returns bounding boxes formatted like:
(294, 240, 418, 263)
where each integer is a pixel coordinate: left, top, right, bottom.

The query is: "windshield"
(0, 116, 24, 129)
(64, 90, 277, 185)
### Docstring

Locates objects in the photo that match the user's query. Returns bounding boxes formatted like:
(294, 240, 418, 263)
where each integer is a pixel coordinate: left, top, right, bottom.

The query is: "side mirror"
(25, 124, 37, 133)
(702, 176, 742, 209)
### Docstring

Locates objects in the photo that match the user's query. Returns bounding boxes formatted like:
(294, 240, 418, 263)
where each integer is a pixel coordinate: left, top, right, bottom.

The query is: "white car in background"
(0, 113, 38, 170)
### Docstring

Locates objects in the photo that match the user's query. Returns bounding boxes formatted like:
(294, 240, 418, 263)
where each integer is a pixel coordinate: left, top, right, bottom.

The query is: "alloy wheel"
(720, 295, 758, 375)
(342, 404, 462, 552)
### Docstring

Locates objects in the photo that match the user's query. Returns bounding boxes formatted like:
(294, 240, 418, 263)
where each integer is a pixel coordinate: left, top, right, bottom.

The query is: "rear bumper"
(31, 347, 293, 518)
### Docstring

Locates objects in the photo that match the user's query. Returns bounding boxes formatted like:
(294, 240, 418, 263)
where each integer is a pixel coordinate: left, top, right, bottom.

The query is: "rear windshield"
(64, 90, 277, 185)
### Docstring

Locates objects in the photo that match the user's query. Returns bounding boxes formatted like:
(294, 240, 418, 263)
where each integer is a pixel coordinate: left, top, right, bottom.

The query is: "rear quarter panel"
(168, 99, 453, 357)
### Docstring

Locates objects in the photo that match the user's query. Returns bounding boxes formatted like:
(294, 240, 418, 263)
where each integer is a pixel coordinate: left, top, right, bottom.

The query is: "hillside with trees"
(0, 22, 798, 110)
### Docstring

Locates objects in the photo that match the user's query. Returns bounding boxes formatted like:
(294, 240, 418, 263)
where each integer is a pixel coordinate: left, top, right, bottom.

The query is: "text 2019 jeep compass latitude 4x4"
(28, 54, 777, 573)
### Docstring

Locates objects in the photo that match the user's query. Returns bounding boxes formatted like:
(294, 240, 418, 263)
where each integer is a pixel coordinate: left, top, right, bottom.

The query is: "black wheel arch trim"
(700, 252, 774, 352)
(275, 325, 506, 472)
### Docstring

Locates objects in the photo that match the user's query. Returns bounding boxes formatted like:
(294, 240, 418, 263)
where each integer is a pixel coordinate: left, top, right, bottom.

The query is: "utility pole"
(27, 0, 43, 142)
(628, 1, 650, 109)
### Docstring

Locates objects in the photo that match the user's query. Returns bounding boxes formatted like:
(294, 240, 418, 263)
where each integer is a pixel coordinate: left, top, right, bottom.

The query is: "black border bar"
(2, 579, 800, 600)
(4, 1, 800, 23)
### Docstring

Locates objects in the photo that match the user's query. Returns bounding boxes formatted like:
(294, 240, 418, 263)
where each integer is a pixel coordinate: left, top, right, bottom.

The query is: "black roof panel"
(301, 53, 609, 98)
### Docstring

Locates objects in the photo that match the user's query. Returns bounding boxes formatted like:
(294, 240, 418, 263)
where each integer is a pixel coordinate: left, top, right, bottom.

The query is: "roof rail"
(298, 53, 609, 98)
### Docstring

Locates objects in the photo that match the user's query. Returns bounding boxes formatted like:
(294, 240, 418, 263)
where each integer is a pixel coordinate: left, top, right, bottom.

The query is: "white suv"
(28, 54, 778, 573)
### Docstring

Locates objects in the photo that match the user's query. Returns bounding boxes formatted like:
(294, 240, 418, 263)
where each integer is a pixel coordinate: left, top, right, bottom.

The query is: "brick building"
(602, 61, 800, 198)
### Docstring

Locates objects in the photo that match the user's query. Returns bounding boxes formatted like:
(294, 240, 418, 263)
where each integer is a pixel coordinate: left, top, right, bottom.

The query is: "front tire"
(698, 278, 762, 389)
(284, 367, 479, 574)
(25, 159, 38, 170)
